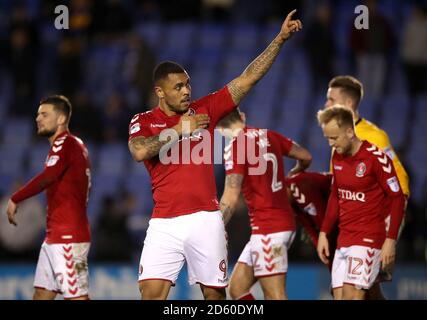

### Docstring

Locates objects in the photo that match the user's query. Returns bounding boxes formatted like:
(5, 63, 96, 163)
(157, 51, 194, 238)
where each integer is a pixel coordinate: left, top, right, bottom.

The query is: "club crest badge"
(356, 162, 366, 177)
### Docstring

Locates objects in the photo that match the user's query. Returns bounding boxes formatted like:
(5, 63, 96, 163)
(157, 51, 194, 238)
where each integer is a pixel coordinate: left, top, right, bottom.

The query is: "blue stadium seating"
(1, 118, 34, 147)
(96, 143, 130, 175)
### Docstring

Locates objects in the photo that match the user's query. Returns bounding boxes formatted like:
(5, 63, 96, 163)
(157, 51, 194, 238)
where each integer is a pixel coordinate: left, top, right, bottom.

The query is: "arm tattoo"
(227, 37, 284, 104)
(247, 38, 283, 78)
(227, 79, 246, 104)
(129, 135, 170, 159)
(220, 201, 233, 219)
(225, 174, 244, 188)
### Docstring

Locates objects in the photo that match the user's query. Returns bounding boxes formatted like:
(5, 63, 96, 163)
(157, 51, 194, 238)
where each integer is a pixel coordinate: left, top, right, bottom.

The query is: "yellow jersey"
(355, 118, 410, 197)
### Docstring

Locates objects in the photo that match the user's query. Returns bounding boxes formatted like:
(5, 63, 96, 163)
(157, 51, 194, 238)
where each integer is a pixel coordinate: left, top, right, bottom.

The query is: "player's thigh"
(332, 287, 343, 300)
(229, 259, 256, 299)
(33, 287, 57, 300)
(185, 211, 228, 287)
(342, 284, 366, 300)
(139, 279, 173, 300)
(258, 273, 287, 300)
(200, 284, 226, 300)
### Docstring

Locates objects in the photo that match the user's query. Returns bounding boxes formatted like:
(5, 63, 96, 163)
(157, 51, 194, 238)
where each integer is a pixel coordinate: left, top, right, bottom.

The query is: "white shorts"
(34, 242, 90, 299)
(138, 210, 228, 287)
(237, 231, 295, 277)
(331, 245, 381, 290)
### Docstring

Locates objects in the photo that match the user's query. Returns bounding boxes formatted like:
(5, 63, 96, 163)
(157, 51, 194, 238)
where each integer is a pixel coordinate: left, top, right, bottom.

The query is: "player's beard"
(167, 101, 189, 115)
(37, 128, 57, 138)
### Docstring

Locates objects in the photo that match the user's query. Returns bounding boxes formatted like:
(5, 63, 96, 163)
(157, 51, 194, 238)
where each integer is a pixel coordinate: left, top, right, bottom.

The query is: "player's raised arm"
(226, 10, 302, 105)
(220, 173, 244, 225)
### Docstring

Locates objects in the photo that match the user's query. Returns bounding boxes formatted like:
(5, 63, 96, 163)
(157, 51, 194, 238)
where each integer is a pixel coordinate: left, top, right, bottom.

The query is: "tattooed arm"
(220, 173, 244, 225)
(128, 135, 174, 162)
(227, 10, 302, 105)
(128, 113, 210, 161)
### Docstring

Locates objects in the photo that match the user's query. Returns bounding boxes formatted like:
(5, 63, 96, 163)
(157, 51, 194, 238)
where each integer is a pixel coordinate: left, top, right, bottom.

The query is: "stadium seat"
(0, 145, 26, 176)
(96, 143, 129, 175)
(1, 117, 34, 147)
(136, 22, 163, 51)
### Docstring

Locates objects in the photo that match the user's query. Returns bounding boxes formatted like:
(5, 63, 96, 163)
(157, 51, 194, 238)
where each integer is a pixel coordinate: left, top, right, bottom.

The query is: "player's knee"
(263, 288, 286, 300)
(229, 283, 245, 300)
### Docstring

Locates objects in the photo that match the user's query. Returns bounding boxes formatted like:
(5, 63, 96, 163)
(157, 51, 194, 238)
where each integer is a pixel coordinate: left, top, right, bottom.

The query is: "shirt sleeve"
(320, 172, 339, 235)
(272, 131, 293, 156)
(128, 113, 154, 141)
(224, 138, 246, 176)
(294, 209, 319, 247)
(195, 87, 237, 127)
(371, 149, 405, 239)
(11, 139, 71, 203)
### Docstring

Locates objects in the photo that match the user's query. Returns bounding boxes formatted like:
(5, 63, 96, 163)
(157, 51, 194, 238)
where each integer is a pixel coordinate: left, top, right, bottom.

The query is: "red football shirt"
(12, 131, 91, 243)
(286, 172, 332, 246)
(128, 87, 236, 218)
(321, 141, 405, 249)
(225, 127, 295, 234)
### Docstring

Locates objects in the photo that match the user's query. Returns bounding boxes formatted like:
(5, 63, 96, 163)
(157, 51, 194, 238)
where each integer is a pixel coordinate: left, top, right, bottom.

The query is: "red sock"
(237, 292, 255, 300)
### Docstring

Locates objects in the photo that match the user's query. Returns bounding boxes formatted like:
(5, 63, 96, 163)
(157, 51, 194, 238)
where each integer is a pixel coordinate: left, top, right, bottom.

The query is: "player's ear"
(57, 113, 67, 126)
(154, 86, 165, 99)
(346, 126, 355, 139)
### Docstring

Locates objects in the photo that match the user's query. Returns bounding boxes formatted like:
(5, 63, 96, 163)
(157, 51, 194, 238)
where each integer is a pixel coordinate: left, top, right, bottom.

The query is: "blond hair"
(317, 104, 355, 129)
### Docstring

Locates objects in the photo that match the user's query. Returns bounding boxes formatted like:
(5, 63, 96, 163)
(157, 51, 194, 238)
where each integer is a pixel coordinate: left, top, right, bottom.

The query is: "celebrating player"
(128, 10, 303, 300)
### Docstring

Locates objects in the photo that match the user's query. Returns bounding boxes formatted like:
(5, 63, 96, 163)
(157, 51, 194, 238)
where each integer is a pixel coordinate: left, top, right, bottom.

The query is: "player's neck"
(159, 102, 176, 116)
(353, 110, 361, 123)
(348, 139, 363, 157)
(48, 127, 68, 145)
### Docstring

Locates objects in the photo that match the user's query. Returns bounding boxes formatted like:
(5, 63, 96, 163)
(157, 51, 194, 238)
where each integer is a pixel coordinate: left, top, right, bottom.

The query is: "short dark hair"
(317, 104, 355, 129)
(153, 61, 186, 84)
(217, 109, 243, 129)
(329, 75, 363, 106)
(40, 95, 72, 121)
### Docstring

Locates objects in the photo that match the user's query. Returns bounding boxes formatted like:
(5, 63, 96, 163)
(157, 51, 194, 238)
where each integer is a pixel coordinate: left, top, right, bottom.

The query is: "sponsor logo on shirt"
(334, 165, 343, 171)
(46, 155, 60, 167)
(338, 188, 366, 202)
(383, 147, 395, 160)
(387, 176, 400, 193)
(130, 123, 141, 134)
(150, 123, 167, 128)
(356, 162, 366, 177)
